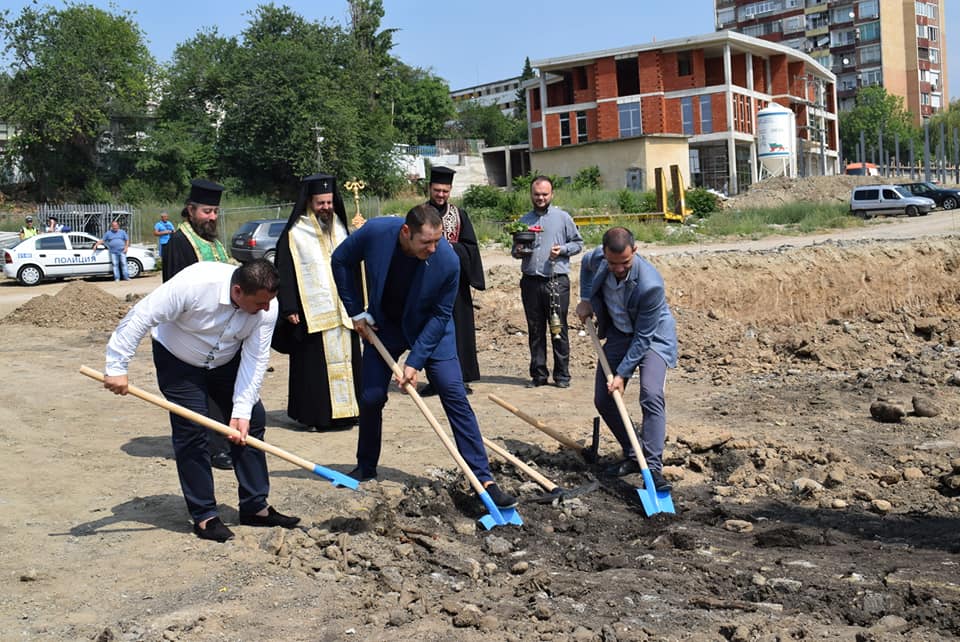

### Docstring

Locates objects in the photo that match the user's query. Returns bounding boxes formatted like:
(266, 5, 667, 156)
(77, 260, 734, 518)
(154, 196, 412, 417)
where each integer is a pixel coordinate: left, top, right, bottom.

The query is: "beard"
(192, 217, 218, 242)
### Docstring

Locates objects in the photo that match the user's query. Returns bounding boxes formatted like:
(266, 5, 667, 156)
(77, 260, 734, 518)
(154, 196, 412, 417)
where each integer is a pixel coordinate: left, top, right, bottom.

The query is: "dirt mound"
(1, 280, 131, 331)
(724, 174, 893, 210)
(655, 238, 960, 325)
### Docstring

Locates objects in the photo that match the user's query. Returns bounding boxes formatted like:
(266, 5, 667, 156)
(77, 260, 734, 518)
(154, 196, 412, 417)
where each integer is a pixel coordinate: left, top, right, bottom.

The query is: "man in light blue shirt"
(511, 176, 583, 388)
(95, 220, 130, 281)
(153, 211, 174, 254)
(576, 227, 677, 490)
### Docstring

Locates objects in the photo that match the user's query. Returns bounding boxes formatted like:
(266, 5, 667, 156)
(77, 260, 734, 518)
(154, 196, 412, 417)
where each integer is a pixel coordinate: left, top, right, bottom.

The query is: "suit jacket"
(580, 246, 678, 377)
(331, 217, 458, 370)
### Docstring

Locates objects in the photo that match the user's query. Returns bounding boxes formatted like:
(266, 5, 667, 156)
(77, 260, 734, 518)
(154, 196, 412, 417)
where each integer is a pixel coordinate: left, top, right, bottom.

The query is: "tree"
(514, 56, 535, 121)
(0, 4, 154, 198)
(451, 103, 526, 147)
(838, 87, 918, 164)
(391, 66, 455, 145)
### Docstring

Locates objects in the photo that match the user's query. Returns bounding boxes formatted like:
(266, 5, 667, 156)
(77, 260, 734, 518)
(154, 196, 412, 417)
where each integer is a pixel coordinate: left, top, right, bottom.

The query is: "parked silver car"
(229, 219, 286, 263)
(849, 185, 936, 219)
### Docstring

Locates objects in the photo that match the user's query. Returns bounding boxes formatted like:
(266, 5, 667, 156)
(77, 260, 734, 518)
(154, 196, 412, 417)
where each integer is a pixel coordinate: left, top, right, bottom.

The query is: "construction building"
(525, 31, 838, 195)
(450, 77, 523, 117)
(715, 0, 948, 123)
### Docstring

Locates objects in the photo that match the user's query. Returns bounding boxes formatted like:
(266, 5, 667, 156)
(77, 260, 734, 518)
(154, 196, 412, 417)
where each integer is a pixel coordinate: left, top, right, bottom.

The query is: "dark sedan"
(896, 182, 960, 210)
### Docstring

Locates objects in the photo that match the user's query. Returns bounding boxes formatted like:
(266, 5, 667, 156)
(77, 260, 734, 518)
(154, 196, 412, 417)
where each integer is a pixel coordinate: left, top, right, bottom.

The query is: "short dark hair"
(405, 204, 442, 234)
(531, 175, 553, 190)
(601, 227, 635, 254)
(232, 259, 279, 294)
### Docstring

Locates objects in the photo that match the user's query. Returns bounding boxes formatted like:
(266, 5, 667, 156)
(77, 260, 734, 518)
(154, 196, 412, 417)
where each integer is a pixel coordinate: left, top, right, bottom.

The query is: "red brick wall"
(787, 61, 806, 97)
(597, 102, 618, 139)
(711, 93, 727, 132)
(528, 87, 542, 123)
(642, 96, 666, 134)
(704, 55, 724, 86)
(546, 83, 566, 108)
(662, 50, 704, 92)
(663, 97, 683, 134)
(530, 126, 543, 151)
(731, 53, 747, 87)
(573, 65, 594, 104)
(638, 51, 663, 93)
(594, 57, 617, 99)
(769, 55, 789, 95)
(752, 56, 767, 93)
(544, 113, 561, 148)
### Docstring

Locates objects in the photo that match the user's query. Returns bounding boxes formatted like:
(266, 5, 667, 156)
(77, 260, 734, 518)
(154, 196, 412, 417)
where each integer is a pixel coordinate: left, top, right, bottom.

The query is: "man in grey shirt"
(511, 176, 583, 388)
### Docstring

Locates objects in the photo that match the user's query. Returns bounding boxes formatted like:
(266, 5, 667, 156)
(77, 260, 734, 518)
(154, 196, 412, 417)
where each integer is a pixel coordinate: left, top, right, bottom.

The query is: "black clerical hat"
(429, 166, 455, 185)
(302, 173, 336, 195)
(188, 179, 225, 206)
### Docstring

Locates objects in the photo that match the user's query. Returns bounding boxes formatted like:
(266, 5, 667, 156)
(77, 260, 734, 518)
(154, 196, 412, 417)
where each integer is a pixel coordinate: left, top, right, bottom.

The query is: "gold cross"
(344, 179, 366, 229)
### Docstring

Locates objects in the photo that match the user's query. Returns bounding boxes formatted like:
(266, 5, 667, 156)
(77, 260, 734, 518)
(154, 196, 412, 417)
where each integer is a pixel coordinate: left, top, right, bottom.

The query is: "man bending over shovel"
(331, 205, 516, 510)
(576, 227, 677, 491)
(102, 259, 300, 542)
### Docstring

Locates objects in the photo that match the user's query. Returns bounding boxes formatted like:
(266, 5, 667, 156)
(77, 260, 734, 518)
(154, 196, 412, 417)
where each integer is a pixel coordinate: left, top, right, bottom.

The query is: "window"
(861, 68, 882, 86)
(70, 234, 96, 250)
(859, 21, 880, 42)
(576, 111, 588, 143)
(831, 29, 857, 47)
(618, 102, 641, 138)
(37, 236, 67, 250)
(677, 52, 692, 77)
(831, 6, 854, 23)
(932, 95, 941, 108)
(929, 48, 940, 63)
(915, 1, 938, 20)
(859, 44, 881, 65)
(783, 15, 805, 33)
(716, 7, 735, 27)
(560, 114, 571, 145)
(574, 66, 589, 91)
(615, 57, 639, 96)
(681, 97, 694, 135)
(858, 0, 878, 19)
(699, 96, 713, 134)
(920, 93, 930, 106)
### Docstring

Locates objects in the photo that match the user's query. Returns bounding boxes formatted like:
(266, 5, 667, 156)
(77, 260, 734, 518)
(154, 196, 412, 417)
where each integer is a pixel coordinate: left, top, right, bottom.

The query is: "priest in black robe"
(161, 179, 230, 282)
(418, 166, 485, 396)
(272, 174, 362, 430)
(161, 179, 234, 470)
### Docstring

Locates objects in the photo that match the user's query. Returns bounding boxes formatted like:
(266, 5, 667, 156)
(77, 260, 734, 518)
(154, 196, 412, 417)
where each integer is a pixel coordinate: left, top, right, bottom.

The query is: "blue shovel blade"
(312, 464, 360, 490)
(477, 491, 523, 529)
(638, 469, 675, 515)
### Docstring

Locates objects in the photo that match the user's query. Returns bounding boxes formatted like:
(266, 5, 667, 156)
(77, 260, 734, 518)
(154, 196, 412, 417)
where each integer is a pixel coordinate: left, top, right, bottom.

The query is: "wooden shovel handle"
(487, 393, 585, 452)
(482, 436, 557, 491)
(584, 320, 650, 473)
(364, 330, 487, 496)
(79, 365, 320, 474)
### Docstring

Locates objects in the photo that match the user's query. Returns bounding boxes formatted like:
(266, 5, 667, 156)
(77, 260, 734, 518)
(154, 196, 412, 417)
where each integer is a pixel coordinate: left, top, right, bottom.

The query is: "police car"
(2, 232, 157, 286)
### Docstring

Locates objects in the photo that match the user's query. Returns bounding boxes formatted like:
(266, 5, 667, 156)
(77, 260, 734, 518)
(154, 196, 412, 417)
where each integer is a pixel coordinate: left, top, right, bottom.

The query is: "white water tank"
(756, 103, 796, 178)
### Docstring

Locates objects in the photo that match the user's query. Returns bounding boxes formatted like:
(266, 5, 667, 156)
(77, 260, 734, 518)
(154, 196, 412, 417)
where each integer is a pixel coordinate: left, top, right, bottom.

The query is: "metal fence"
(37, 203, 140, 240)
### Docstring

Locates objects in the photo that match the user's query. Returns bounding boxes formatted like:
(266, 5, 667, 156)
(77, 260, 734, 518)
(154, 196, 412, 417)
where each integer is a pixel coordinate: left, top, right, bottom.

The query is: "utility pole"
(312, 123, 324, 170)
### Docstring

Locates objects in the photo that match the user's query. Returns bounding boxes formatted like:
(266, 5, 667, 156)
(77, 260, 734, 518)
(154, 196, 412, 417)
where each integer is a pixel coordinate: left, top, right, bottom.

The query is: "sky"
(2, 0, 959, 100)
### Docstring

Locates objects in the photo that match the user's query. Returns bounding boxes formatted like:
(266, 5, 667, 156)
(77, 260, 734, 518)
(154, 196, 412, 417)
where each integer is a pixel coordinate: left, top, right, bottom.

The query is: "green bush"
(685, 187, 719, 216)
(118, 179, 154, 205)
(572, 165, 602, 190)
(462, 184, 503, 210)
(82, 179, 112, 204)
(617, 189, 642, 213)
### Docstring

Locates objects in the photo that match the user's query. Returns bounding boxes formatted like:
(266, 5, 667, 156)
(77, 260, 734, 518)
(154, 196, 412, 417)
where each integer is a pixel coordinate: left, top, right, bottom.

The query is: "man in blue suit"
(331, 205, 516, 508)
(576, 227, 677, 491)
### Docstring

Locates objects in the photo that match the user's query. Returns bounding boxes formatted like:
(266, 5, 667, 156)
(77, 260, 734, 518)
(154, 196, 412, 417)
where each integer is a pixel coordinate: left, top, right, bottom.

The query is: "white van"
(849, 185, 936, 219)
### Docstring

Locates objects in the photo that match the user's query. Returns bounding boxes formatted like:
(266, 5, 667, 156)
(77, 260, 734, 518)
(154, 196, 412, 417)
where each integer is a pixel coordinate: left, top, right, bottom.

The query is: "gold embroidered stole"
(288, 214, 358, 418)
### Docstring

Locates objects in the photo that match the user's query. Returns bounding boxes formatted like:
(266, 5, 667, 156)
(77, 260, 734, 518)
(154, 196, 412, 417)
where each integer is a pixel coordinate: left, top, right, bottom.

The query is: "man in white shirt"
(103, 259, 300, 542)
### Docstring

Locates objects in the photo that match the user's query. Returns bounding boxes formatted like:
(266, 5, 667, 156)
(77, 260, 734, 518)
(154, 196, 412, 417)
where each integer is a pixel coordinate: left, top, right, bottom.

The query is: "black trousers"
(152, 341, 270, 523)
(520, 273, 570, 384)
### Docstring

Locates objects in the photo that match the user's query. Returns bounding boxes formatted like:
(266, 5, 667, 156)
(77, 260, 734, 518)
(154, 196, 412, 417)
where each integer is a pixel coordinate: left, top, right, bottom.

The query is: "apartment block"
(716, 0, 948, 123)
(526, 31, 837, 195)
(450, 77, 522, 117)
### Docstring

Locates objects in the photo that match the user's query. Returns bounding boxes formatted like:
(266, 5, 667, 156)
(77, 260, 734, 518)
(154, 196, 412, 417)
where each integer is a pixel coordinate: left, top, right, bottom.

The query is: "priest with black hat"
(272, 174, 362, 431)
(162, 178, 235, 470)
(162, 179, 230, 282)
(417, 166, 485, 397)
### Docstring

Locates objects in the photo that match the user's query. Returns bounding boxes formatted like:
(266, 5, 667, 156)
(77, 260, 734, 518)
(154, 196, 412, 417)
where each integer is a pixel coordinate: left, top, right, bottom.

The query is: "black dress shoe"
(464, 384, 474, 395)
(239, 506, 301, 529)
(418, 383, 437, 397)
(648, 469, 673, 492)
(602, 458, 641, 477)
(483, 483, 518, 509)
(193, 516, 234, 542)
(525, 379, 548, 388)
(554, 380, 570, 389)
(347, 466, 377, 482)
(210, 452, 234, 470)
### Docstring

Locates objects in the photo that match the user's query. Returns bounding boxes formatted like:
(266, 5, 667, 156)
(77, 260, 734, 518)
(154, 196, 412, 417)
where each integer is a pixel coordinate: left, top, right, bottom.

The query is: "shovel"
(487, 393, 600, 463)
(363, 330, 522, 530)
(583, 322, 675, 516)
(481, 437, 599, 504)
(79, 366, 359, 490)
